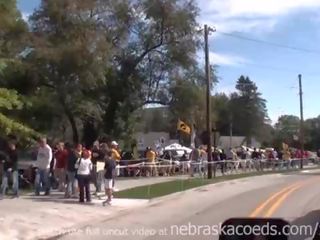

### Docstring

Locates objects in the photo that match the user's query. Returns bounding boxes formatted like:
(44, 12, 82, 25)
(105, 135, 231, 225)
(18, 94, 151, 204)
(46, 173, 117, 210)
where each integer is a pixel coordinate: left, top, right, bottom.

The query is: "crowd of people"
(185, 146, 314, 177)
(0, 137, 316, 203)
(0, 138, 121, 205)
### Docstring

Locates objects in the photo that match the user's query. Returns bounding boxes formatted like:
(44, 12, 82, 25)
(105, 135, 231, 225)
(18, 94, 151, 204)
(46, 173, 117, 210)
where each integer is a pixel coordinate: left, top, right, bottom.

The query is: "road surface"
(58, 169, 320, 240)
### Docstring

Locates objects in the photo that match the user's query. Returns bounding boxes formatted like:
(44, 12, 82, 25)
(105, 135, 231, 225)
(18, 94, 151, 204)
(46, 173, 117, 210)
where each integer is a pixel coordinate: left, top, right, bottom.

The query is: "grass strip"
(114, 167, 318, 199)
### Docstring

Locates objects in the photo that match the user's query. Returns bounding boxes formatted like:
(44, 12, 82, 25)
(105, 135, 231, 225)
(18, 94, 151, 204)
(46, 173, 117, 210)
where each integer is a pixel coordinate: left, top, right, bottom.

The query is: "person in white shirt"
(75, 149, 92, 203)
(35, 138, 52, 196)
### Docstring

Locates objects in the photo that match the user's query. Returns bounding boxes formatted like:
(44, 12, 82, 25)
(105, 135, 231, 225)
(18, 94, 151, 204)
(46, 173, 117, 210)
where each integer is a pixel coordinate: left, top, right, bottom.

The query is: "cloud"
(197, 0, 320, 33)
(209, 52, 248, 66)
(21, 12, 30, 21)
(215, 84, 235, 95)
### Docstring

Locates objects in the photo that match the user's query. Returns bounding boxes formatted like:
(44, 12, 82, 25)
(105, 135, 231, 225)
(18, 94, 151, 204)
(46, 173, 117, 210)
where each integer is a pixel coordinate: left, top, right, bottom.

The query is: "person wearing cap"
(75, 149, 92, 203)
(111, 141, 121, 162)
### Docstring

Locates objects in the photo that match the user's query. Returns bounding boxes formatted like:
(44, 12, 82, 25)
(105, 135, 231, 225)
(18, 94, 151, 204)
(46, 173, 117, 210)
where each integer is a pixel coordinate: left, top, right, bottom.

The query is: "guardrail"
(114, 157, 319, 177)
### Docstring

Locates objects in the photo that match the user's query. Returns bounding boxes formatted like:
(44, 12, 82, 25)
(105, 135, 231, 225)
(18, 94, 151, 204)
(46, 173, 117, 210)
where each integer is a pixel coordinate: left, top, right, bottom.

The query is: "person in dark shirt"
(64, 143, 78, 198)
(252, 148, 260, 159)
(251, 148, 262, 171)
(91, 142, 105, 193)
(1, 142, 19, 198)
(102, 151, 116, 206)
(121, 151, 133, 177)
(220, 149, 227, 175)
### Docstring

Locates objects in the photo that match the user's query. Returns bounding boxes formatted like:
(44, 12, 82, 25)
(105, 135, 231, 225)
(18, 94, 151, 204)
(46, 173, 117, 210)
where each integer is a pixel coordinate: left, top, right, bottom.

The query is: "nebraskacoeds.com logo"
(170, 222, 319, 237)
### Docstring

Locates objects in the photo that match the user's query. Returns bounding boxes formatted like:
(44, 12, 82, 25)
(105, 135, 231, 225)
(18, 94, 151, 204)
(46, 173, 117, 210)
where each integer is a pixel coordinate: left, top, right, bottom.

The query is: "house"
(135, 132, 171, 151)
(218, 136, 261, 150)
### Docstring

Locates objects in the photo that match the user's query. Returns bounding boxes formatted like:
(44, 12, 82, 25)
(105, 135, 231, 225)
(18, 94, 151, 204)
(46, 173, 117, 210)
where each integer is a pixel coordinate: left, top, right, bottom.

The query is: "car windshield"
(1, 1, 320, 240)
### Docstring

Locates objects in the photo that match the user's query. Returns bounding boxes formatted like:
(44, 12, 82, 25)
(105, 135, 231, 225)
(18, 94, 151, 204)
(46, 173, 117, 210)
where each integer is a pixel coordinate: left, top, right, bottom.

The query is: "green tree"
(229, 75, 268, 143)
(0, 0, 40, 141)
(273, 115, 300, 148)
(100, 0, 201, 139)
(0, 0, 27, 64)
(0, 88, 40, 140)
(303, 116, 320, 150)
(28, 0, 111, 143)
(25, 0, 200, 145)
(212, 93, 231, 136)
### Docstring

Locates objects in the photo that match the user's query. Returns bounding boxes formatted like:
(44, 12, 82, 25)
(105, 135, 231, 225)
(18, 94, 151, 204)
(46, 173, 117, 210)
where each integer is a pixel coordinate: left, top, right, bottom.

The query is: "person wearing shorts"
(103, 151, 116, 206)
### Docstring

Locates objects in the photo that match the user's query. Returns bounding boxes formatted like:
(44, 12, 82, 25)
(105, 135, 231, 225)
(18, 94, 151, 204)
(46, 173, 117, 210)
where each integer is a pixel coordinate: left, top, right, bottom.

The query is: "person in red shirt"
(55, 142, 68, 192)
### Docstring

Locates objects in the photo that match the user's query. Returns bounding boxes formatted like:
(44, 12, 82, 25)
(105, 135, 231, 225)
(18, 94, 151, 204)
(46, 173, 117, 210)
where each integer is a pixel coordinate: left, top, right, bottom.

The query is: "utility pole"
(299, 74, 304, 169)
(205, 24, 213, 179)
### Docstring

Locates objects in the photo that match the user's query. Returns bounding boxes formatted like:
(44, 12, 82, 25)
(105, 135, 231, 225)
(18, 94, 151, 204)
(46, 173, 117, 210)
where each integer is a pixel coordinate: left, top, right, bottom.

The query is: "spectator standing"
(110, 141, 121, 189)
(121, 150, 134, 177)
(245, 148, 251, 159)
(75, 149, 92, 203)
(277, 149, 283, 160)
(146, 147, 157, 177)
(220, 149, 227, 175)
(65, 143, 78, 198)
(91, 142, 105, 193)
(55, 142, 68, 192)
(75, 144, 82, 158)
(35, 138, 52, 196)
(111, 141, 121, 162)
(252, 148, 260, 171)
(200, 148, 208, 177)
(226, 148, 233, 160)
(0, 142, 19, 198)
(212, 149, 221, 175)
(272, 149, 278, 160)
(102, 151, 116, 206)
(189, 147, 200, 177)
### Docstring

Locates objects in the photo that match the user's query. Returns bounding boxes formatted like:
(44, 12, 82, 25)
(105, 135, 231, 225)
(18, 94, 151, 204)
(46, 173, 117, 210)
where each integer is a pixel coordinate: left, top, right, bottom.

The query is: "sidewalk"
(0, 176, 187, 240)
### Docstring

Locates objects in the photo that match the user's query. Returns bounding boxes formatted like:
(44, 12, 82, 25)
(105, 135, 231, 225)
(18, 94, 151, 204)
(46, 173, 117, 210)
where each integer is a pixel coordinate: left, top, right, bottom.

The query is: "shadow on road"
(24, 196, 81, 205)
(22, 193, 93, 205)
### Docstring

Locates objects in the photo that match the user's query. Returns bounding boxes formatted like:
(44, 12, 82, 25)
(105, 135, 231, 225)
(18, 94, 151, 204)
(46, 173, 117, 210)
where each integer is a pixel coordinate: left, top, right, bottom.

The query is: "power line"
(216, 31, 320, 55)
(225, 60, 320, 76)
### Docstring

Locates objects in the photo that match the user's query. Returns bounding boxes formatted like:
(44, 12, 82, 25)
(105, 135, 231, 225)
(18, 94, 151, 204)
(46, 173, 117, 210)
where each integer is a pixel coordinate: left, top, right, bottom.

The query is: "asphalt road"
(59, 170, 320, 240)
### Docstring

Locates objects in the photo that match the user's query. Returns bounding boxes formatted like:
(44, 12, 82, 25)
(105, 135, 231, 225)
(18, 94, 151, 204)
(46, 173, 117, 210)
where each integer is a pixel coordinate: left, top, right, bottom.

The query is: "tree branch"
(42, 82, 55, 89)
(134, 17, 165, 66)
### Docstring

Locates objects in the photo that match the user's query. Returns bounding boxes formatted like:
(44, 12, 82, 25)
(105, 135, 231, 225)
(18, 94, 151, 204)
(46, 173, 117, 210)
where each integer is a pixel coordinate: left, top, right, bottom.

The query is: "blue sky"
(18, 0, 320, 122)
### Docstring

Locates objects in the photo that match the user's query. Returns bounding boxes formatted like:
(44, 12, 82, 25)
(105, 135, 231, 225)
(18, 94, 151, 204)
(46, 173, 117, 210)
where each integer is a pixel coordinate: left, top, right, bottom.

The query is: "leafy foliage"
(0, 0, 40, 142)
(0, 88, 40, 140)
(6, 0, 320, 151)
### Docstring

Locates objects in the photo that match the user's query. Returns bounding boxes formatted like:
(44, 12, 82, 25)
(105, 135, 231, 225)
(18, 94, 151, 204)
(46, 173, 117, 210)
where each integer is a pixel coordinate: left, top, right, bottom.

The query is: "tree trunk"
(65, 109, 79, 144)
(104, 98, 118, 135)
(59, 99, 79, 144)
(82, 117, 98, 148)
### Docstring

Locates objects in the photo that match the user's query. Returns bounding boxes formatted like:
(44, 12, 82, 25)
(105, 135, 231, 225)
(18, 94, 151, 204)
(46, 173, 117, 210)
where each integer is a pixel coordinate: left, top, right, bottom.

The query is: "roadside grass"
(114, 167, 318, 199)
